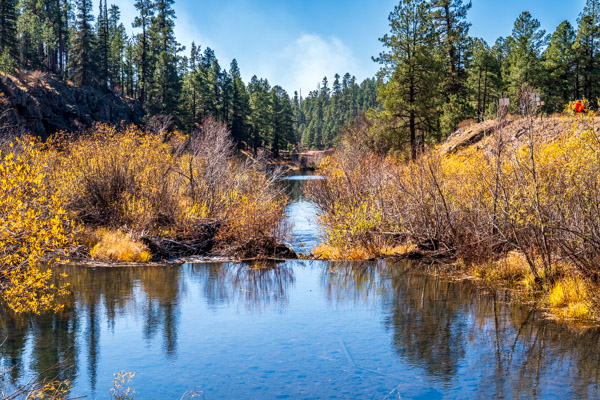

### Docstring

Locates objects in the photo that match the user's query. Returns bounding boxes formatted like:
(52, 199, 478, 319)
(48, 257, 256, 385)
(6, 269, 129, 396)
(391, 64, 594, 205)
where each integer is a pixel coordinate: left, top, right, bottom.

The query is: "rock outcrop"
(0, 71, 144, 138)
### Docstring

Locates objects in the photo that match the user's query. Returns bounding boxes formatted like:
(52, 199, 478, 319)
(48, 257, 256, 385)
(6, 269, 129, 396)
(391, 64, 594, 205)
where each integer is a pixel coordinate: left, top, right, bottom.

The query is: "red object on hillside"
(575, 101, 585, 113)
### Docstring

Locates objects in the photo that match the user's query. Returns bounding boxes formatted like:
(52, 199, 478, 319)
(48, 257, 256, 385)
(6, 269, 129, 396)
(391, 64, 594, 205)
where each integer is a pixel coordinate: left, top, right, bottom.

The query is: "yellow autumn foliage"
(307, 110, 600, 319)
(1, 119, 288, 313)
(0, 138, 74, 314)
(44, 120, 288, 258)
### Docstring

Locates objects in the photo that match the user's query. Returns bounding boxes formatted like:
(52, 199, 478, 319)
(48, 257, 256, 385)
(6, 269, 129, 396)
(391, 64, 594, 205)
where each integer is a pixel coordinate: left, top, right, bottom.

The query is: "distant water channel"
(1, 174, 600, 399)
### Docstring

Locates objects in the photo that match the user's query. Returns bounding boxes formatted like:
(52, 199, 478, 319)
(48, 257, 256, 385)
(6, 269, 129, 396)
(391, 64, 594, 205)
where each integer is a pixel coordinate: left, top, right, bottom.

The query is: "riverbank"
(3, 166, 600, 399)
(305, 114, 600, 324)
(0, 120, 293, 313)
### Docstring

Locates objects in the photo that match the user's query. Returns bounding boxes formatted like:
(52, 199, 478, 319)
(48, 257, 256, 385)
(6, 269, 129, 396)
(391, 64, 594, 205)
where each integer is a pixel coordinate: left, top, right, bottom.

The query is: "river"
(1, 175, 599, 399)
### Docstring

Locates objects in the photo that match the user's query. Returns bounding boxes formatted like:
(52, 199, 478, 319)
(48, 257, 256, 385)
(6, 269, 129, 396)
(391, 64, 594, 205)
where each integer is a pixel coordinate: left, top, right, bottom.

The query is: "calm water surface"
(1, 175, 600, 399)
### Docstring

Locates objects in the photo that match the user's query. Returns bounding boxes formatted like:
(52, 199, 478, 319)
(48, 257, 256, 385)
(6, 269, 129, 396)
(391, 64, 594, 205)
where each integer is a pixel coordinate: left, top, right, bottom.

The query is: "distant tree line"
(295, 74, 378, 149)
(375, 0, 600, 159)
(0, 0, 375, 153)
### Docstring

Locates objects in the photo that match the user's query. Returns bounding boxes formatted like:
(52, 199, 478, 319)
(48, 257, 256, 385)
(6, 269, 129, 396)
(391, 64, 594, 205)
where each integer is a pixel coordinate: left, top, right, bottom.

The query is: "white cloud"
(256, 34, 360, 95)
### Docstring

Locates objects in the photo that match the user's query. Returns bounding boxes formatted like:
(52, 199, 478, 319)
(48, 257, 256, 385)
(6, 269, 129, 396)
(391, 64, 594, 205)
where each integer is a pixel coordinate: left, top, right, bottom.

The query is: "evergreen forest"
(0, 0, 600, 153)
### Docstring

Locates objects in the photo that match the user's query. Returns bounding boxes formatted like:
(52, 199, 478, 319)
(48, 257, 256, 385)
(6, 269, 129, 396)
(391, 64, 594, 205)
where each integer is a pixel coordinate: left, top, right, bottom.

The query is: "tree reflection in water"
(0, 262, 295, 395)
(1, 261, 599, 398)
(322, 260, 600, 398)
(190, 262, 295, 312)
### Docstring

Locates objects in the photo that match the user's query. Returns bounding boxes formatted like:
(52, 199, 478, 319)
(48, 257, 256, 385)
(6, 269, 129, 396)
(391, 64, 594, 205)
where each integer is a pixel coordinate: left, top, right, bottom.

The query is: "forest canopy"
(0, 0, 599, 154)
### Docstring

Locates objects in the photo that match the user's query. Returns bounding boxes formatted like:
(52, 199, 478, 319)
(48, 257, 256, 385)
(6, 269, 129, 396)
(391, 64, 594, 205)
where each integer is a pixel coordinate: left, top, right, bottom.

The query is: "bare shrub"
(45, 120, 289, 259)
(308, 110, 600, 296)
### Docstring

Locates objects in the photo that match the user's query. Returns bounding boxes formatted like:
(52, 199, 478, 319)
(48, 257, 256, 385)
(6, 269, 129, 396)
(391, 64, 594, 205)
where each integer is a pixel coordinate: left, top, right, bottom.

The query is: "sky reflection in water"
(1, 261, 599, 399)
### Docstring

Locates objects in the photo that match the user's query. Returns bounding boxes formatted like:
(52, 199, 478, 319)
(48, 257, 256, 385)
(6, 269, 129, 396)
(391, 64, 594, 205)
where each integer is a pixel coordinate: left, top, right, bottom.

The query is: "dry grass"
(380, 242, 417, 257)
(548, 277, 592, 319)
(89, 229, 152, 263)
(313, 243, 374, 260)
(469, 251, 532, 286)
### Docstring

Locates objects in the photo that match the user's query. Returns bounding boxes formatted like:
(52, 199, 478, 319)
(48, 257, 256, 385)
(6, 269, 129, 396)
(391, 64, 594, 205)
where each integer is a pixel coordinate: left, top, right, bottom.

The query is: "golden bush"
(45, 121, 288, 258)
(0, 138, 74, 313)
(90, 229, 152, 263)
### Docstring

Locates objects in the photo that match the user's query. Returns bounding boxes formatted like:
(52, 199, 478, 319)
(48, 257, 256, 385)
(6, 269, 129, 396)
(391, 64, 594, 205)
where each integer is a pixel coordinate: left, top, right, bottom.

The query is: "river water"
(1, 175, 600, 399)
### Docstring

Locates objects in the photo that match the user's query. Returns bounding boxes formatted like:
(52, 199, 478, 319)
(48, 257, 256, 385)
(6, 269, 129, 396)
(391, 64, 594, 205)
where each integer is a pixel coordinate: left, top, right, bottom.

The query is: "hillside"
(440, 116, 585, 155)
(0, 71, 144, 139)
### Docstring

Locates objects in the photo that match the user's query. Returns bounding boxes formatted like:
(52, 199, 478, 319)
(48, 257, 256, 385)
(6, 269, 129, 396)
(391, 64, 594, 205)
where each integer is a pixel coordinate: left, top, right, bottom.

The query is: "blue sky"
(114, 0, 587, 95)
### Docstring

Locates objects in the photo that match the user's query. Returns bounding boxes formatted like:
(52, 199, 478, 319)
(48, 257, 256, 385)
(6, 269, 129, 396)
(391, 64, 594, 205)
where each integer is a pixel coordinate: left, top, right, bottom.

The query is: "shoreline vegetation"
(305, 109, 600, 325)
(4, 111, 600, 329)
(0, 118, 294, 314)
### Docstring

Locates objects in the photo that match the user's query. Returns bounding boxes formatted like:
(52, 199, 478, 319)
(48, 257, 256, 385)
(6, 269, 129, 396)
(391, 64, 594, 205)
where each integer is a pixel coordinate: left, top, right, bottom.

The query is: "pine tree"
(229, 59, 250, 146)
(206, 56, 221, 118)
(180, 41, 200, 129)
(269, 85, 295, 157)
(133, 0, 154, 105)
(109, 22, 127, 91)
(17, 0, 44, 69)
(70, 0, 95, 86)
(504, 12, 547, 100)
(543, 21, 575, 112)
(248, 75, 271, 153)
(123, 36, 136, 97)
(96, 0, 109, 87)
(374, 0, 442, 159)
(0, 0, 18, 70)
(147, 0, 181, 115)
(467, 38, 502, 120)
(220, 66, 232, 122)
(431, 0, 472, 96)
(574, 0, 600, 99)
(58, 0, 71, 76)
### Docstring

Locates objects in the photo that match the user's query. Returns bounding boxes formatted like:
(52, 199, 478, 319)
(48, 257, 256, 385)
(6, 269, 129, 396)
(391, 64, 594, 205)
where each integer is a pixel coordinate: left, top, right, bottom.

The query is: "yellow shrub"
(90, 229, 152, 263)
(213, 167, 289, 256)
(46, 122, 288, 259)
(48, 124, 182, 232)
(0, 138, 74, 313)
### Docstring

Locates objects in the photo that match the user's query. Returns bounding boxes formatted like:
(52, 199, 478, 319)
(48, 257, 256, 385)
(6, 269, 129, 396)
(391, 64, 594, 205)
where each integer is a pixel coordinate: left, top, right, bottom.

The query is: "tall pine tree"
(0, 0, 18, 71)
(543, 21, 575, 112)
(133, 0, 154, 105)
(374, 0, 442, 159)
(70, 0, 95, 86)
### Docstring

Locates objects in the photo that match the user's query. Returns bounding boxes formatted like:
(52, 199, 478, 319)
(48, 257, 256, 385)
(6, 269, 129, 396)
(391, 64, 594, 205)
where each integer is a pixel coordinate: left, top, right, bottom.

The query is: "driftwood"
(141, 222, 219, 260)
(140, 222, 297, 261)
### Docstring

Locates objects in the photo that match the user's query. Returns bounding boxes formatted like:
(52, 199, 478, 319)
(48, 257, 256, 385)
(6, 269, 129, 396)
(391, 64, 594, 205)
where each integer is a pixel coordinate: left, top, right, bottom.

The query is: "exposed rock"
(0, 71, 144, 139)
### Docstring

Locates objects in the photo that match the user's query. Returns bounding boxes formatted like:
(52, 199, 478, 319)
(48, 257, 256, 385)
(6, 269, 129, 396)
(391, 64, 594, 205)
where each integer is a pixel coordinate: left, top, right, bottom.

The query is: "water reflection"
(322, 261, 390, 305)
(323, 261, 600, 398)
(0, 304, 78, 391)
(190, 262, 295, 312)
(281, 174, 323, 254)
(1, 261, 599, 399)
